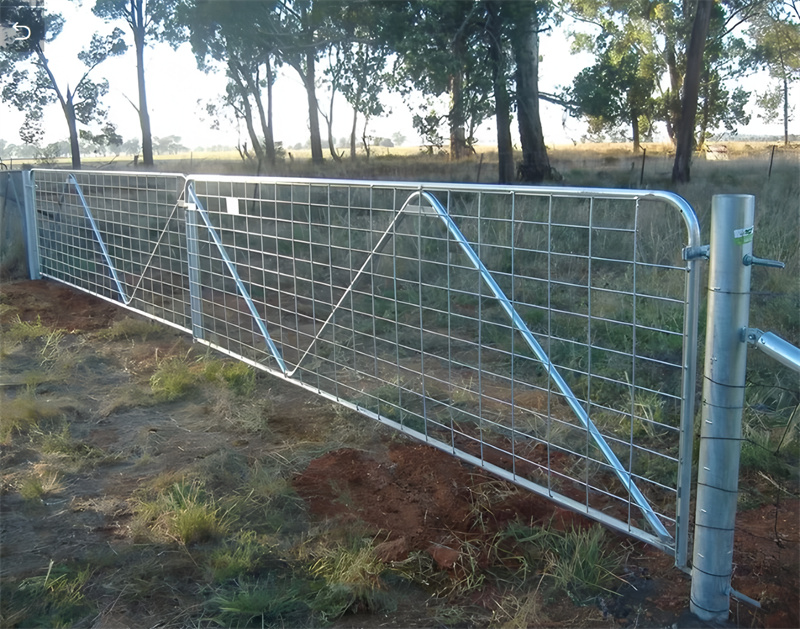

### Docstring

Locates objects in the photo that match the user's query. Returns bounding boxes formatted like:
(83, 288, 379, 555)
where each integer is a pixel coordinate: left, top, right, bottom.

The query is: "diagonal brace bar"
(414, 191, 672, 542)
(187, 185, 287, 374)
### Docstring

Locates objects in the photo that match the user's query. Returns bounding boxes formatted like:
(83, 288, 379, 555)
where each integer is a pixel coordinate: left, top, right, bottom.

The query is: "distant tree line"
(1, 0, 797, 182)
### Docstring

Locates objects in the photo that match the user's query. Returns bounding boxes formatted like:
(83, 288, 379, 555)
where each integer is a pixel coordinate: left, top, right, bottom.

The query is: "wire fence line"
(28, 168, 702, 563)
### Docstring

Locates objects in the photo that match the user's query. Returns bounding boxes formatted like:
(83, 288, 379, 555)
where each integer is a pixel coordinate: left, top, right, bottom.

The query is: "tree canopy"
(1, 4, 126, 167)
(0, 0, 784, 178)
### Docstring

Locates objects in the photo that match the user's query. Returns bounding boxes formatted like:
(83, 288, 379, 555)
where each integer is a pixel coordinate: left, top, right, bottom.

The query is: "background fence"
(28, 169, 702, 564)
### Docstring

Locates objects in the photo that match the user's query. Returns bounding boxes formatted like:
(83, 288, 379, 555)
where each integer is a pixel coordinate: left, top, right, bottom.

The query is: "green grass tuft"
(135, 480, 230, 545)
(210, 575, 311, 627)
(149, 355, 198, 402)
(2, 560, 95, 628)
(309, 536, 397, 621)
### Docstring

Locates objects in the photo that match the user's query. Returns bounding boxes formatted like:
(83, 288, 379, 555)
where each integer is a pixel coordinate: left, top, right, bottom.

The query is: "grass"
(148, 351, 259, 403)
(17, 466, 62, 502)
(37, 426, 111, 472)
(309, 535, 398, 620)
(1, 316, 67, 365)
(0, 390, 63, 442)
(149, 352, 199, 402)
(134, 480, 230, 545)
(210, 576, 311, 627)
(203, 357, 256, 396)
(1, 561, 95, 628)
(98, 317, 167, 341)
(206, 531, 273, 582)
(503, 521, 623, 606)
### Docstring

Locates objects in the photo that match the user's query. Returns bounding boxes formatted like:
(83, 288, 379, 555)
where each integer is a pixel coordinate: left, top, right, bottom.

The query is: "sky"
(0, 0, 781, 153)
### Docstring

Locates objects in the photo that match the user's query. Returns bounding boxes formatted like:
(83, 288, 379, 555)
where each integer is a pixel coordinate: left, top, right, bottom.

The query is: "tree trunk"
(448, 27, 470, 161)
(350, 106, 358, 159)
(65, 95, 81, 169)
(361, 116, 371, 159)
(783, 74, 789, 147)
(305, 51, 324, 164)
(631, 113, 641, 154)
(513, 3, 552, 183)
(133, 0, 153, 166)
(265, 56, 276, 164)
(251, 59, 275, 166)
(486, 0, 514, 183)
(697, 68, 711, 153)
(672, 0, 713, 183)
(229, 62, 265, 166)
(664, 38, 681, 146)
(324, 89, 341, 162)
(37, 45, 80, 168)
(232, 55, 273, 167)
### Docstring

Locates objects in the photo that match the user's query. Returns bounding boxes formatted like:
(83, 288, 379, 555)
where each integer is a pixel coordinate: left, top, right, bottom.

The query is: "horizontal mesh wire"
(32, 170, 191, 332)
(30, 170, 699, 554)
(186, 176, 699, 552)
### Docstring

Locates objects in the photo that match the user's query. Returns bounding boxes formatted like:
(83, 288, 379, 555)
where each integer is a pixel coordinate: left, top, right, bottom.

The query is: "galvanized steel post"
(184, 191, 204, 342)
(22, 170, 40, 280)
(690, 195, 754, 621)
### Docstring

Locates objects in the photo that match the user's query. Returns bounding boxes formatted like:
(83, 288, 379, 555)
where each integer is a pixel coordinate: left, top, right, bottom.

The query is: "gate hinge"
(682, 244, 709, 261)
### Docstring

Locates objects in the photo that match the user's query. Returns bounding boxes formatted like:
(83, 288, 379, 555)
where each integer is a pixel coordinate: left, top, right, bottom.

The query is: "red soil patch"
(294, 443, 617, 561)
(0, 279, 121, 331)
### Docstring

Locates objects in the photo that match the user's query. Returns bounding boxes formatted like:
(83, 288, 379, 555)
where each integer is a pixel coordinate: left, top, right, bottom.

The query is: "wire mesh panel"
(186, 175, 701, 559)
(32, 169, 190, 332)
(30, 169, 701, 561)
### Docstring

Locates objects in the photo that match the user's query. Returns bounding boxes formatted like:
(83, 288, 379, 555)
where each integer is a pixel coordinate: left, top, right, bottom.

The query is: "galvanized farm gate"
(25, 168, 702, 568)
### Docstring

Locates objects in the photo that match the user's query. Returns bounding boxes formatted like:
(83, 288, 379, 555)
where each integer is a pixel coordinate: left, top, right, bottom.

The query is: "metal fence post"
(21, 170, 41, 280)
(690, 194, 754, 621)
(184, 189, 204, 341)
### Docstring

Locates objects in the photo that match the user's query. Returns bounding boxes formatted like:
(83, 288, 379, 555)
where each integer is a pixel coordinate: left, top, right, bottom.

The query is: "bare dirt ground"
(1, 278, 798, 628)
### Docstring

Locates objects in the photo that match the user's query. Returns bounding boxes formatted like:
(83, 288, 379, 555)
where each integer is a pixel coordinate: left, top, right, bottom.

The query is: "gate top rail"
(31, 169, 701, 251)
(186, 173, 702, 249)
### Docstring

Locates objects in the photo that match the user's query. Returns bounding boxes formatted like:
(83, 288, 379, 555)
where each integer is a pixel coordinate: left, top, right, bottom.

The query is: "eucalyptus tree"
(746, 1, 800, 145)
(341, 42, 389, 159)
(564, 0, 767, 146)
(511, 1, 556, 182)
(255, 0, 329, 164)
(382, 0, 553, 181)
(484, 0, 514, 182)
(568, 47, 657, 152)
(173, 0, 281, 168)
(322, 40, 389, 160)
(672, 0, 714, 182)
(384, 0, 493, 161)
(91, 0, 181, 166)
(695, 7, 752, 150)
(0, 4, 126, 168)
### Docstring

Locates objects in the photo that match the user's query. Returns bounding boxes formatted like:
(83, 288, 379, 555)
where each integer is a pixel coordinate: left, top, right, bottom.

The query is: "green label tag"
(734, 226, 753, 245)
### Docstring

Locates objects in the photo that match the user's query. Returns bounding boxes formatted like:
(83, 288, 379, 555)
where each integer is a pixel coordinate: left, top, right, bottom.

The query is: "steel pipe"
(690, 194, 755, 621)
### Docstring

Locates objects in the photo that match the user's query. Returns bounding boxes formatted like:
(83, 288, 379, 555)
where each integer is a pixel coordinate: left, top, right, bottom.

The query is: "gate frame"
(24, 169, 703, 568)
